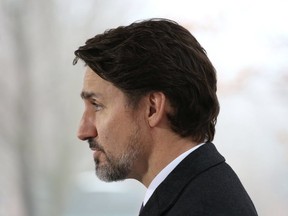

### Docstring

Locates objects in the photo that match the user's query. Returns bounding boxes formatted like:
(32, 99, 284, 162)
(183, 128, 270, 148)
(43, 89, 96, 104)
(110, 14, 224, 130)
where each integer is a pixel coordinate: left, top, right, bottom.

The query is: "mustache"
(88, 139, 105, 152)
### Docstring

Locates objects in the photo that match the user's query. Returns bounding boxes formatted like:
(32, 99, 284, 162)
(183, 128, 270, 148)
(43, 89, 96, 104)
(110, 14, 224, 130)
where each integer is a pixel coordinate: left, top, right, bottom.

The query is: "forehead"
(82, 67, 124, 100)
(83, 67, 107, 88)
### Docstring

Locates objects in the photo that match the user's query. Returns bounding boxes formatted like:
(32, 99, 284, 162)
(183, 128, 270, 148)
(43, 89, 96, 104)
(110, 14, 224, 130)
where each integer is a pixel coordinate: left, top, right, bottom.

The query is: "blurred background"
(1, 0, 287, 215)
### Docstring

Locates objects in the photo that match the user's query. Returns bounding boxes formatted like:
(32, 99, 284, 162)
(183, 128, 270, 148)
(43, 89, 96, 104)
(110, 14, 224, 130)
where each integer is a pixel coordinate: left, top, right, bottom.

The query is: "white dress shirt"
(142, 143, 205, 206)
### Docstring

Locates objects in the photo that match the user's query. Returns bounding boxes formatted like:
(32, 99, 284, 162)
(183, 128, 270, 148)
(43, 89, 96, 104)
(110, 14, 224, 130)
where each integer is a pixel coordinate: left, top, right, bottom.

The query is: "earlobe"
(147, 92, 166, 127)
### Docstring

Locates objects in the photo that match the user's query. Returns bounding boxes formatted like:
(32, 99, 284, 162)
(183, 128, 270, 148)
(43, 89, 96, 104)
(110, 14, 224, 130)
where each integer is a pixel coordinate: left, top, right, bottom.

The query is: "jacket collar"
(140, 142, 225, 216)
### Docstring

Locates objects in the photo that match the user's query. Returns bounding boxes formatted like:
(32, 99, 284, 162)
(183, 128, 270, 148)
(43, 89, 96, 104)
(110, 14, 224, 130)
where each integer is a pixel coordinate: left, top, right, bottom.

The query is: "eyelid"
(90, 98, 101, 105)
(91, 100, 103, 111)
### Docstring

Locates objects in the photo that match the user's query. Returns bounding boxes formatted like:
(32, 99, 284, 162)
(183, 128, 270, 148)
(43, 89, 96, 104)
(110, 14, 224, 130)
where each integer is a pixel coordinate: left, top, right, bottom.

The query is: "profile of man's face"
(77, 67, 147, 181)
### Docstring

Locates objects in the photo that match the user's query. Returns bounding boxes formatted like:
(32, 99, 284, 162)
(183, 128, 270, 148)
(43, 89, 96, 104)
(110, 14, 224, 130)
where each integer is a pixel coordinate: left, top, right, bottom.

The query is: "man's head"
(74, 18, 219, 143)
(74, 18, 219, 182)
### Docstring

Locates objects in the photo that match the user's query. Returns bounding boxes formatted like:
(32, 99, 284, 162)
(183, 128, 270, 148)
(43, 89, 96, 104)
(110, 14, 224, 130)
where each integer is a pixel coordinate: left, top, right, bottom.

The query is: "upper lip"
(88, 139, 103, 152)
(89, 146, 98, 151)
(89, 146, 102, 152)
(88, 140, 96, 150)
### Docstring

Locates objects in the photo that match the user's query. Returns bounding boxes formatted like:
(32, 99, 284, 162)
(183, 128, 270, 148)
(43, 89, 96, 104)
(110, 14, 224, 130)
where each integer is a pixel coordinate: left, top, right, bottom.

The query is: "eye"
(91, 102, 103, 111)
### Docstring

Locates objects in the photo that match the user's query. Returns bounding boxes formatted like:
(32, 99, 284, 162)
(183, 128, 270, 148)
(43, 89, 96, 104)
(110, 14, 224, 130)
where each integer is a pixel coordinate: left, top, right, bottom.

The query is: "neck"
(138, 133, 199, 187)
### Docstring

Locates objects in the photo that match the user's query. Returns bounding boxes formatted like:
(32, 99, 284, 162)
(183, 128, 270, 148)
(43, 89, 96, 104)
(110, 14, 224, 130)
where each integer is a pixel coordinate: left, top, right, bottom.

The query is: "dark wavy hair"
(73, 18, 220, 143)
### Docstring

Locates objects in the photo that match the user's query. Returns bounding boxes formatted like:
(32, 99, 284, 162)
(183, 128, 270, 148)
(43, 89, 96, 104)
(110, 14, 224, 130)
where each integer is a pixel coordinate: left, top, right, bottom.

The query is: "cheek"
(95, 105, 139, 147)
(96, 115, 123, 144)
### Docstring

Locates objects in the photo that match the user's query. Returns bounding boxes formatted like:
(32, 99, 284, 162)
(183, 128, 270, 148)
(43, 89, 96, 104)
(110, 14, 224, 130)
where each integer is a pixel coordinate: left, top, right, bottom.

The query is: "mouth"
(90, 147, 102, 152)
(93, 149, 102, 160)
(90, 147, 104, 161)
(87, 139, 106, 163)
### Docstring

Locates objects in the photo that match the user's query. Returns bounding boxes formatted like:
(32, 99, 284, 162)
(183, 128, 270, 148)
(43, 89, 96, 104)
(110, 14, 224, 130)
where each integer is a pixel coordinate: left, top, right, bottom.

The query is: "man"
(73, 18, 258, 216)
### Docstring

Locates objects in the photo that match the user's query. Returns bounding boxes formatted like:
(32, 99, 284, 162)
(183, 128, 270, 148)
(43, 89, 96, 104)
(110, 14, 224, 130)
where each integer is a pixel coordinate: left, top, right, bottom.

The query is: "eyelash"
(91, 102, 102, 111)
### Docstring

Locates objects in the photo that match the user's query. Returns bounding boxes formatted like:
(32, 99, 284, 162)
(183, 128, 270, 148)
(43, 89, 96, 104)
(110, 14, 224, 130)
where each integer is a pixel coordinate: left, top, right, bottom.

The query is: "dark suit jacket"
(140, 143, 258, 216)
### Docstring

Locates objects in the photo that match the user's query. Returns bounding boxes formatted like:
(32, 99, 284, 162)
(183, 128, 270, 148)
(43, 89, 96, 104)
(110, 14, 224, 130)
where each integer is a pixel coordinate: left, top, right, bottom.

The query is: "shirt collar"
(143, 142, 205, 205)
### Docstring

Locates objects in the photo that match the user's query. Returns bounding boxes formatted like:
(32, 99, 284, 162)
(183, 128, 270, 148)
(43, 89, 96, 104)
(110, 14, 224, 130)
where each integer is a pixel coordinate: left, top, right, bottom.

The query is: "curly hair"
(73, 18, 220, 143)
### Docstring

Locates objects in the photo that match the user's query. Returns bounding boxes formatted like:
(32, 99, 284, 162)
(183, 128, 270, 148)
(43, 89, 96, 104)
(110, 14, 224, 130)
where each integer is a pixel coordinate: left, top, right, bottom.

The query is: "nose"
(77, 111, 97, 141)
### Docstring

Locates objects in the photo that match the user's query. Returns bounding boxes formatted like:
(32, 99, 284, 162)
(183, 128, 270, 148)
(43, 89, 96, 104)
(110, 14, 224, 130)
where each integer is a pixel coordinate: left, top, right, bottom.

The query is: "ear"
(146, 92, 167, 127)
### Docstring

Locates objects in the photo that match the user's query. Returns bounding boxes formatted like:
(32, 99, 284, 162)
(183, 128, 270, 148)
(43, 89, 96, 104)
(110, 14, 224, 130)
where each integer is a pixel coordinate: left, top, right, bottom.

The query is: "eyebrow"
(80, 91, 102, 100)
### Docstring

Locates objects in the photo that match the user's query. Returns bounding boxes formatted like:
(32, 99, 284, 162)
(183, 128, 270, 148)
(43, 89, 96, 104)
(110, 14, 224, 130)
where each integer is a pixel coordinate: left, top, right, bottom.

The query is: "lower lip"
(93, 150, 102, 159)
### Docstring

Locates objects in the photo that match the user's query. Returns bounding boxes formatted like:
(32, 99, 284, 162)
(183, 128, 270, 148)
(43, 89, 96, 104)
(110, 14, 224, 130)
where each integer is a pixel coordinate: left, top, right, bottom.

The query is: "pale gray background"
(1, 0, 287, 216)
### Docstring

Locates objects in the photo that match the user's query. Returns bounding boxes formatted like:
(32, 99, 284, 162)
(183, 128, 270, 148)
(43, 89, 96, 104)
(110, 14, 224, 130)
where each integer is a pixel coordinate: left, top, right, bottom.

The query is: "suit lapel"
(140, 143, 225, 216)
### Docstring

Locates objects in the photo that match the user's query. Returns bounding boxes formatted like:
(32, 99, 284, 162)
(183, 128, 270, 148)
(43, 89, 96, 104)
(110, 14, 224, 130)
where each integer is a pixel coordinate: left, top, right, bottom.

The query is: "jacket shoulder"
(166, 161, 258, 216)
